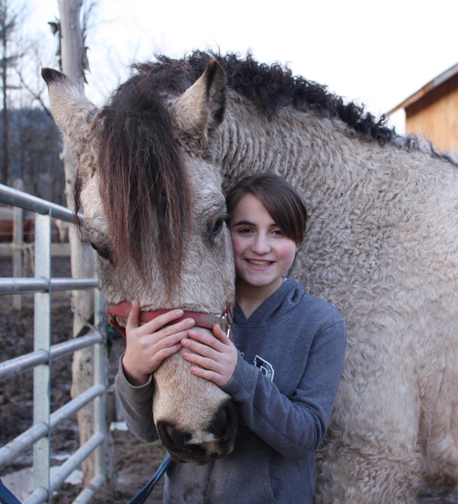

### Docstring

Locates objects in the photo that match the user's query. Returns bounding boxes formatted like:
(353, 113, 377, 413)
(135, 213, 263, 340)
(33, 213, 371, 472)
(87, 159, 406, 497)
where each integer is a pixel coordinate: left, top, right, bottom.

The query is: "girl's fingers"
(211, 324, 231, 344)
(155, 342, 183, 361)
(133, 312, 194, 338)
(162, 330, 191, 348)
(188, 362, 229, 387)
(187, 329, 222, 348)
(182, 329, 228, 356)
(184, 326, 231, 354)
(181, 337, 215, 358)
(182, 351, 218, 372)
(161, 317, 195, 336)
(181, 328, 237, 387)
(126, 300, 140, 330)
(127, 302, 185, 333)
(190, 365, 218, 381)
(139, 309, 185, 333)
(139, 316, 194, 339)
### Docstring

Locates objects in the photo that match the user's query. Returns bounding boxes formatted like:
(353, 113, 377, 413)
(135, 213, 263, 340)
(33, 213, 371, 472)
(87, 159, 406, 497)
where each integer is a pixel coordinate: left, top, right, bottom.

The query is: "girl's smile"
(229, 194, 297, 307)
(246, 259, 274, 267)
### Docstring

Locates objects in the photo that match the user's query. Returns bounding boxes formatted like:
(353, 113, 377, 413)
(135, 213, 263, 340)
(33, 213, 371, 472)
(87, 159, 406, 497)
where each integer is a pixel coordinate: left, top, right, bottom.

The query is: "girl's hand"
(181, 324, 238, 387)
(122, 301, 195, 386)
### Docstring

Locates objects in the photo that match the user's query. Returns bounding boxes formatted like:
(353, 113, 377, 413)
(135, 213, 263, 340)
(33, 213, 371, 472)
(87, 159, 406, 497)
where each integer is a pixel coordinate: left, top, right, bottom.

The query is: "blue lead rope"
(127, 452, 172, 504)
(0, 479, 22, 504)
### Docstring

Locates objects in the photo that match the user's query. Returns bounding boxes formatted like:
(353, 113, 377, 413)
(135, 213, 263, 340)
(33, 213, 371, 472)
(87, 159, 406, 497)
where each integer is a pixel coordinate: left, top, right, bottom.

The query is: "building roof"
(388, 62, 458, 115)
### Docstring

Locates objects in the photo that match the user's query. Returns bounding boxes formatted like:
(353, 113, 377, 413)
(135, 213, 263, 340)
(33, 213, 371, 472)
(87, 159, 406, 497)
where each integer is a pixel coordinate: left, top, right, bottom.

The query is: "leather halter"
(106, 301, 233, 340)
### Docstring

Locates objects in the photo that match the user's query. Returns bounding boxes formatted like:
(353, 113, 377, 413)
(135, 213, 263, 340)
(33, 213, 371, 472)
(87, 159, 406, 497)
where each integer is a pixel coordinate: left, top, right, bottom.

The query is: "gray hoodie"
(116, 279, 346, 503)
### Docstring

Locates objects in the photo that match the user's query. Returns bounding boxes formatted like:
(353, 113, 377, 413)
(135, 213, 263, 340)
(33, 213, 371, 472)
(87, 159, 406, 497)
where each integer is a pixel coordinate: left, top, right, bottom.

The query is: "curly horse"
(43, 52, 458, 502)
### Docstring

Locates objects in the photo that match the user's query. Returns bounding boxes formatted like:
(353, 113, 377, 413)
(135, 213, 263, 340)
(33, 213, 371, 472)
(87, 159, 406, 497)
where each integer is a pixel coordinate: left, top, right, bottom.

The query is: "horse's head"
(42, 60, 238, 464)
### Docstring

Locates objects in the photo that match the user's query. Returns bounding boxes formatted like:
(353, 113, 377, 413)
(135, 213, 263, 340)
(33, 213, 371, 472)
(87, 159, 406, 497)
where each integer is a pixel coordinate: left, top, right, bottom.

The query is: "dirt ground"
(1, 256, 458, 504)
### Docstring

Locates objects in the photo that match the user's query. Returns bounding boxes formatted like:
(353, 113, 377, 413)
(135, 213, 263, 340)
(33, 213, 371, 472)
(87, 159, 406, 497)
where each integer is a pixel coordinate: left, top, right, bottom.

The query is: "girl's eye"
(272, 229, 284, 236)
(238, 227, 253, 234)
(90, 242, 110, 260)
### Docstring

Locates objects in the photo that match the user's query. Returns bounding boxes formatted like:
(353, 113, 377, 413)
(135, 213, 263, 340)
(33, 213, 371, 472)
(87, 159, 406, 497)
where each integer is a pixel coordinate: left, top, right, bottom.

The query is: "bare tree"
(0, 0, 26, 186)
(15, 66, 52, 118)
(11, 25, 66, 203)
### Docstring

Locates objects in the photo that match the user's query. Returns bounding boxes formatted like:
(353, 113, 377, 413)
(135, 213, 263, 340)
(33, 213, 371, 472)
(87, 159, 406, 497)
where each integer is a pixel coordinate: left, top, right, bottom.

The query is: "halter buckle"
(221, 304, 233, 340)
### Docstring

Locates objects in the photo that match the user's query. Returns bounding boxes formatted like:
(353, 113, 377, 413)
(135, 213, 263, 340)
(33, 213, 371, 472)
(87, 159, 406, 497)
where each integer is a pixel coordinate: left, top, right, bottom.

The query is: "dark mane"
(88, 71, 192, 291)
(132, 51, 395, 146)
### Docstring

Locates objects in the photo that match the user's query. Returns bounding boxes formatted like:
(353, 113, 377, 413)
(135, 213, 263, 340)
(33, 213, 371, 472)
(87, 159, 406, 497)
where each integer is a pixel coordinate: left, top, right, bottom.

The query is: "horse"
(42, 52, 458, 503)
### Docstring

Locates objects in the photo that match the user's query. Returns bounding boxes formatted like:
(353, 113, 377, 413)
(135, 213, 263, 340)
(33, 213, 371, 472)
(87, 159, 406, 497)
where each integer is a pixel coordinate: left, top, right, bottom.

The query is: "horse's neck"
(216, 103, 436, 246)
(218, 105, 365, 210)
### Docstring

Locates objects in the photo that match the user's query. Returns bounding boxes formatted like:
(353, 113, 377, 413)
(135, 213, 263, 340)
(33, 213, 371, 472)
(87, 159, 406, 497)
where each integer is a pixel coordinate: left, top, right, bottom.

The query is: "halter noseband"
(106, 302, 233, 340)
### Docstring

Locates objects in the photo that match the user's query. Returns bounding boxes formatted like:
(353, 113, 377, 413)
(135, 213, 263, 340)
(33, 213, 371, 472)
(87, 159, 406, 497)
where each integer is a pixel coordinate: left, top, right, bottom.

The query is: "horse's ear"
(42, 68, 98, 151)
(172, 59, 226, 139)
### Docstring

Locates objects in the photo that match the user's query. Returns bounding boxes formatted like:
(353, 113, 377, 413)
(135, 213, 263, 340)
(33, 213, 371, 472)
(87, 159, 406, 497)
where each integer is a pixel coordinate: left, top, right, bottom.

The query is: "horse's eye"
(90, 242, 110, 260)
(212, 218, 224, 236)
(210, 218, 224, 245)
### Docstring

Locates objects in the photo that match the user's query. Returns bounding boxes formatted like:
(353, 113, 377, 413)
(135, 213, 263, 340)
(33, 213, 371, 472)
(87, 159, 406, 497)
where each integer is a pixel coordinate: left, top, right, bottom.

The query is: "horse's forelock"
(94, 74, 192, 292)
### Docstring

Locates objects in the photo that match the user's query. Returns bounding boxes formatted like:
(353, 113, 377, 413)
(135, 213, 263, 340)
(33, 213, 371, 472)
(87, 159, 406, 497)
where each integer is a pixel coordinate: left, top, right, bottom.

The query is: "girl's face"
(229, 194, 297, 295)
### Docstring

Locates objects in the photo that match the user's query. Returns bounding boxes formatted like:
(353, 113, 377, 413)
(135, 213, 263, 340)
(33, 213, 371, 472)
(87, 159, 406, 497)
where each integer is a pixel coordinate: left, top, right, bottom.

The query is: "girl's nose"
(251, 233, 271, 254)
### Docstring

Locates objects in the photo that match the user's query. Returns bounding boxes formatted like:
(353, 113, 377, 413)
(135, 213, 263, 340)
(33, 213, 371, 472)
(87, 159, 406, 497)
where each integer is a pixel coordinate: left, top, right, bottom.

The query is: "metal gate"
(0, 183, 106, 504)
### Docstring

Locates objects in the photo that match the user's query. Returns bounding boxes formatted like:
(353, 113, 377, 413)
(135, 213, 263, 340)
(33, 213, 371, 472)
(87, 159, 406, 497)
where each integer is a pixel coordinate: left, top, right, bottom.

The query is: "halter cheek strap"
(106, 301, 233, 341)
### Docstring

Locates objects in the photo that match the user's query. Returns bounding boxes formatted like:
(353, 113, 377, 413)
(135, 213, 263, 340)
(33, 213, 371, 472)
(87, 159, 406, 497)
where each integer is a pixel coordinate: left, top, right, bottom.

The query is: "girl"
(116, 173, 346, 503)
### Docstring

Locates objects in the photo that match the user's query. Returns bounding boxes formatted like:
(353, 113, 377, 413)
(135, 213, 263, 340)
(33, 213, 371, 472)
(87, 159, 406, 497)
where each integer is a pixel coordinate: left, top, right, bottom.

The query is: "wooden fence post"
(58, 0, 96, 485)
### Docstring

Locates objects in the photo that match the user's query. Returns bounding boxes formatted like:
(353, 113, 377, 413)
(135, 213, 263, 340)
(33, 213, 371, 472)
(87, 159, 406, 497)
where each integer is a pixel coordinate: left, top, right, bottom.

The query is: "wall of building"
(405, 72, 458, 153)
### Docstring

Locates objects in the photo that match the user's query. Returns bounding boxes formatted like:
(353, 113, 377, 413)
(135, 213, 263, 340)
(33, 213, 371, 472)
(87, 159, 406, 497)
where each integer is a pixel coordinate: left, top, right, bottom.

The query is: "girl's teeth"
(248, 260, 271, 266)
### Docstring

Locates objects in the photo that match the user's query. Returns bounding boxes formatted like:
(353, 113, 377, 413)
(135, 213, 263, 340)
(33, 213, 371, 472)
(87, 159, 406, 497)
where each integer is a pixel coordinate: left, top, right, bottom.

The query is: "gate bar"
(0, 333, 102, 382)
(0, 183, 81, 223)
(0, 384, 106, 471)
(0, 278, 98, 295)
(72, 474, 105, 504)
(23, 433, 105, 504)
(50, 433, 105, 494)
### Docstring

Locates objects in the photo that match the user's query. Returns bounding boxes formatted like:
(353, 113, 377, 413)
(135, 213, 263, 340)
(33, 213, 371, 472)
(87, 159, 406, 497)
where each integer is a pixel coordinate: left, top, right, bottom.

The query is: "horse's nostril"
(167, 424, 190, 446)
(157, 421, 191, 450)
(209, 399, 238, 443)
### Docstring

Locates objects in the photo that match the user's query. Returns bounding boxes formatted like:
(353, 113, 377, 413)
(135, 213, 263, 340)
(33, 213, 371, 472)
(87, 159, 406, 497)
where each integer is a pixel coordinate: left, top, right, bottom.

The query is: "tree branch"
(14, 67, 52, 117)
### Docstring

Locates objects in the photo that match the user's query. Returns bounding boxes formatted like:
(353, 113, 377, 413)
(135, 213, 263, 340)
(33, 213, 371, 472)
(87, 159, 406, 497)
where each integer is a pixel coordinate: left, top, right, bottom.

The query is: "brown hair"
(226, 173, 307, 245)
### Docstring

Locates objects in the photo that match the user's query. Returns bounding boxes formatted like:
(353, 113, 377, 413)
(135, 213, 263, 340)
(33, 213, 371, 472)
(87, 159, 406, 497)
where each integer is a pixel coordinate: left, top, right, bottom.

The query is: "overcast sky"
(26, 0, 458, 133)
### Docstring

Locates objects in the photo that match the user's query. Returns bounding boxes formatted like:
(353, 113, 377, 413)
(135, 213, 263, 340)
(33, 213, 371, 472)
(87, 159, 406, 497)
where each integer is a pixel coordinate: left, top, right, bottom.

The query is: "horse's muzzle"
(156, 398, 238, 465)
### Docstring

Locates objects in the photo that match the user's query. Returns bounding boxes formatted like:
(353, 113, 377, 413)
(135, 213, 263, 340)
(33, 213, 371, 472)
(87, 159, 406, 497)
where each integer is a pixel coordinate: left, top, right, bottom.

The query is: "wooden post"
(12, 177, 23, 310)
(57, 0, 96, 486)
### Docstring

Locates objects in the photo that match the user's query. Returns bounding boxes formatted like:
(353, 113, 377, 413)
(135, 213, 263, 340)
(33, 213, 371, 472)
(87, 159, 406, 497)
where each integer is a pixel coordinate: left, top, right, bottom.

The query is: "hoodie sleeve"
(114, 355, 159, 443)
(222, 319, 346, 460)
